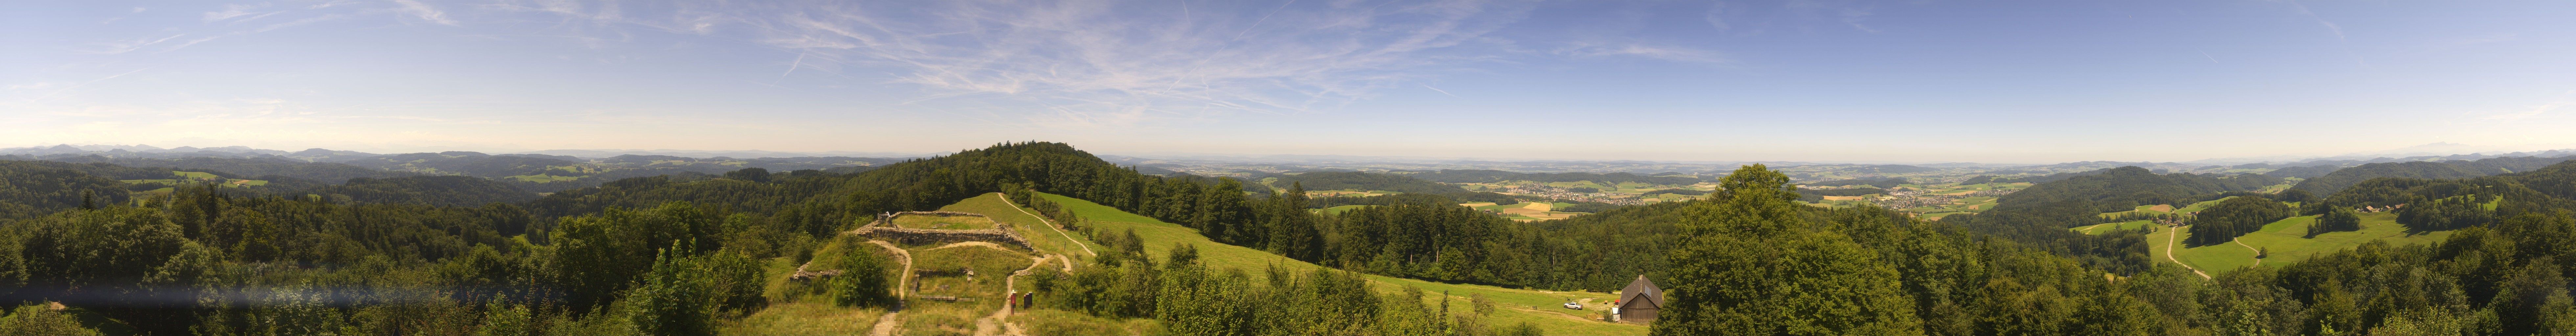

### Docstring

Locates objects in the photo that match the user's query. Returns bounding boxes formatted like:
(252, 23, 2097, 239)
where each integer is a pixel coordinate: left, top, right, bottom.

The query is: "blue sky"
(5, 0, 2572, 163)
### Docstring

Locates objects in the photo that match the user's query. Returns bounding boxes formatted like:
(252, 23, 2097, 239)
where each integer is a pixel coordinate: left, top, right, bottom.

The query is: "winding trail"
(2233, 240, 2263, 266)
(973, 253, 1053, 335)
(865, 240, 914, 336)
(925, 241, 1009, 251)
(996, 193, 1097, 257)
(2166, 225, 2212, 280)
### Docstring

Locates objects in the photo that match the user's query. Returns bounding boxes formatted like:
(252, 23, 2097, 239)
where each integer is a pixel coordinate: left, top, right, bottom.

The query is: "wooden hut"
(1616, 275, 1662, 322)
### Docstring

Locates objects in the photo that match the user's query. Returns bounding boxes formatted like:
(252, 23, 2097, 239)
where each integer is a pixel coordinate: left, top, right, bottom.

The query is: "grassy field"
(2171, 229, 2262, 273)
(936, 193, 1101, 262)
(2159, 212, 2457, 275)
(124, 170, 267, 189)
(1032, 192, 1646, 335)
(2072, 220, 2156, 235)
(1320, 204, 1374, 215)
(902, 245, 1033, 335)
(1468, 202, 1588, 221)
(891, 214, 1000, 230)
(2174, 197, 2234, 213)
(732, 235, 902, 335)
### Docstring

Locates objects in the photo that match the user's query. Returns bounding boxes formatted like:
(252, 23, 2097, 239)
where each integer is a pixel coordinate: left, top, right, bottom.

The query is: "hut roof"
(1619, 275, 1662, 308)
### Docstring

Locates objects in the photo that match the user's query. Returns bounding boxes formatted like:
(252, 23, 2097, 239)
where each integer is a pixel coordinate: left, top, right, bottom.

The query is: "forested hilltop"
(2, 142, 2574, 335)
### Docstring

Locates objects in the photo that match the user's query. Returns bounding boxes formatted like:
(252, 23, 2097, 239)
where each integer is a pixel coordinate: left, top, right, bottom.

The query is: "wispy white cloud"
(1704, 2, 1732, 31)
(2286, 1, 2345, 41)
(393, 0, 458, 25)
(1422, 84, 1459, 98)
(81, 33, 186, 54)
(26, 68, 151, 101)
(492, 0, 1539, 126)
(309, 1, 358, 10)
(1703, 0, 1889, 34)
(257, 13, 350, 32)
(1559, 43, 1728, 63)
(203, 4, 269, 22)
(2483, 90, 2576, 120)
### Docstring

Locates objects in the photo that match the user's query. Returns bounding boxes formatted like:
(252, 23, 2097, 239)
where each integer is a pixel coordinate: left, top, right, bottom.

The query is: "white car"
(1563, 302, 1584, 310)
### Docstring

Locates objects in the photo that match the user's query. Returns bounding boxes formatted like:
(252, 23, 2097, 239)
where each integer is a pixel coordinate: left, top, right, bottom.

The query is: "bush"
(832, 248, 895, 307)
(0, 304, 103, 336)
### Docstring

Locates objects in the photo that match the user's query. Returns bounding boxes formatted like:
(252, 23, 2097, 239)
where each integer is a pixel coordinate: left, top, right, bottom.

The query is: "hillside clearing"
(1032, 192, 1645, 335)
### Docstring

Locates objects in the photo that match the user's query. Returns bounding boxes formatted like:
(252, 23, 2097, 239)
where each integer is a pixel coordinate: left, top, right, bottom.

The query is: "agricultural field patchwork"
(1469, 201, 1587, 221)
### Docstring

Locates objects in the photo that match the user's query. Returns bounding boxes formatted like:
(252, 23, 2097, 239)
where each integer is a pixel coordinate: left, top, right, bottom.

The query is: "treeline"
(1655, 163, 2576, 336)
(2293, 156, 2576, 197)
(311, 176, 540, 207)
(2102, 211, 2183, 224)
(2264, 164, 2343, 179)
(1809, 177, 1910, 188)
(0, 183, 849, 335)
(0, 161, 132, 219)
(1035, 236, 1538, 336)
(1640, 188, 1708, 197)
(1004, 184, 1085, 229)
(2184, 196, 2297, 246)
(2309, 208, 2361, 237)
(1986, 168, 2119, 184)
(2304, 160, 2576, 233)
(40, 156, 412, 184)
(1942, 167, 2283, 274)
(1265, 171, 1462, 194)
(1657, 164, 2169, 334)
(1798, 187, 1884, 202)
(1402, 169, 1701, 185)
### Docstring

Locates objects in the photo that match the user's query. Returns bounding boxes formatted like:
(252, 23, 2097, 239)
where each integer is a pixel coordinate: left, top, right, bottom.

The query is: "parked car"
(1563, 302, 1584, 310)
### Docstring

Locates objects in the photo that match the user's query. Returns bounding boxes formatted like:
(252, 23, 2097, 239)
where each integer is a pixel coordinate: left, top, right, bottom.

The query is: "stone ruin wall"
(853, 211, 1035, 250)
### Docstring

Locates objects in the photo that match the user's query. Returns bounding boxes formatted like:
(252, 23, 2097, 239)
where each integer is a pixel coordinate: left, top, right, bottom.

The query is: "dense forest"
(6, 142, 2576, 336)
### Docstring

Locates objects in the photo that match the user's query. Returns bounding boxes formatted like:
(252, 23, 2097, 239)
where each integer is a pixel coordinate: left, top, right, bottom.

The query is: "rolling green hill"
(2291, 156, 2576, 197)
(2150, 212, 2455, 275)
(1028, 191, 1644, 335)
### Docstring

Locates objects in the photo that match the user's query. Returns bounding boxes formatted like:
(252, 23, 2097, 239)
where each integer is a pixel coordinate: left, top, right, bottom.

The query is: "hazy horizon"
(9, 0, 2575, 163)
(14, 140, 2576, 166)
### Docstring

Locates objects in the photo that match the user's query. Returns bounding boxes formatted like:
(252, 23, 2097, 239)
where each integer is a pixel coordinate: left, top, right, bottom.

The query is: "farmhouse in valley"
(1615, 275, 1662, 323)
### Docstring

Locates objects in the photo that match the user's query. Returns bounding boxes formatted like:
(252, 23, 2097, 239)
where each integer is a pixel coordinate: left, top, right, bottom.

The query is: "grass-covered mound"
(1031, 191, 1645, 335)
(891, 214, 999, 230)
